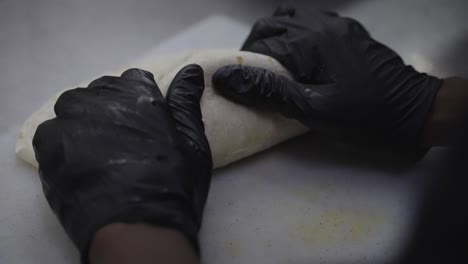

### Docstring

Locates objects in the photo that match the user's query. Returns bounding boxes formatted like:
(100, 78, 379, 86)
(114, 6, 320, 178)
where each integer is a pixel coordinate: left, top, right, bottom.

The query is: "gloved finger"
(341, 17, 370, 36)
(245, 36, 307, 80)
(212, 64, 313, 119)
(242, 18, 287, 50)
(166, 64, 211, 158)
(321, 10, 339, 17)
(244, 35, 286, 57)
(272, 4, 296, 17)
(33, 119, 66, 187)
(245, 35, 324, 84)
(121, 68, 158, 86)
(54, 87, 164, 135)
(54, 88, 102, 118)
(54, 86, 142, 120)
(121, 68, 165, 99)
(88, 71, 164, 99)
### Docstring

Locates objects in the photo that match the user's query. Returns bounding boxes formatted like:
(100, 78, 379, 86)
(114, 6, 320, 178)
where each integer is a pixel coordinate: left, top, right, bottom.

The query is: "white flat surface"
(0, 7, 462, 264)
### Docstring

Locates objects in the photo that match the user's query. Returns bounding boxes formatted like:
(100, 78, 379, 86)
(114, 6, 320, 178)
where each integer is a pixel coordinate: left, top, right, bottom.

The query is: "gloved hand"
(213, 5, 442, 146)
(33, 66, 212, 262)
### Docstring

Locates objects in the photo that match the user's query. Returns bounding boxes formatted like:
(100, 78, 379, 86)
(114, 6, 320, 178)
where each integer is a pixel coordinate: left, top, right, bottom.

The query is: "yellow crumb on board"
(291, 209, 382, 246)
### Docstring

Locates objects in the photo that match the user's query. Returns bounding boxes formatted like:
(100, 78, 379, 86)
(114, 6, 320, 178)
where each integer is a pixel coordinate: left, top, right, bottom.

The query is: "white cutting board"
(0, 15, 446, 264)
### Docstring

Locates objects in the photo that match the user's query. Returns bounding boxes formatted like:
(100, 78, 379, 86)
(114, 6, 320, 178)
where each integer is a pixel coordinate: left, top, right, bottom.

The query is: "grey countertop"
(1, 1, 467, 263)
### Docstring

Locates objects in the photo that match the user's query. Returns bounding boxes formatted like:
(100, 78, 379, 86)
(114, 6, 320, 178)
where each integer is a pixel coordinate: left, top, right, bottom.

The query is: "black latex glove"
(33, 66, 212, 262)
(213, 5, 442, 146)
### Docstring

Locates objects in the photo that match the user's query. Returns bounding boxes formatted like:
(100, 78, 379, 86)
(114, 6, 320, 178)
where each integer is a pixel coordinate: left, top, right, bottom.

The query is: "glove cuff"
(388, 65, 443, 146)
(71, 200, 200, 264)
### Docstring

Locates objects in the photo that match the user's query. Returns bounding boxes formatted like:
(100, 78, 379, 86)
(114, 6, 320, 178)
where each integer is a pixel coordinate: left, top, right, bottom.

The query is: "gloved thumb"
(212, 64, 316, 119)
(166, 64, 211, 160)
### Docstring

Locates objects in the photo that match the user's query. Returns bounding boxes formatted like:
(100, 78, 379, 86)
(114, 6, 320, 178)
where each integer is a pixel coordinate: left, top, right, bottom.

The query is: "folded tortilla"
(16, 49, 308, 168)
